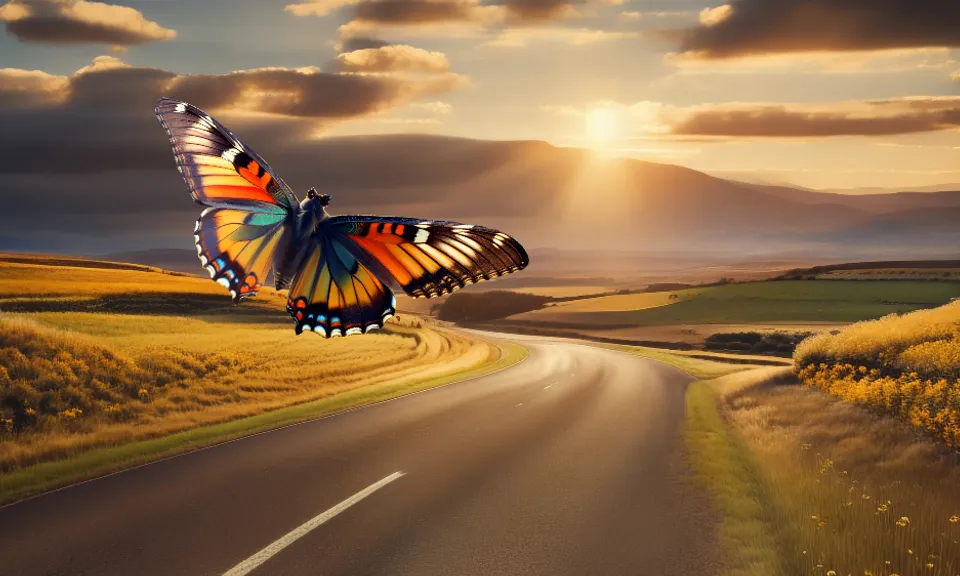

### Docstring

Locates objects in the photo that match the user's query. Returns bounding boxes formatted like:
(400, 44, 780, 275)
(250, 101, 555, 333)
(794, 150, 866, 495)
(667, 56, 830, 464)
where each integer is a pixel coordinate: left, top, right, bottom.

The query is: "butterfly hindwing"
(286, 233, 396, 337)
(330, 216, 529, 298)
(155, 97, 298, 213)
(195, 207, 290, 303)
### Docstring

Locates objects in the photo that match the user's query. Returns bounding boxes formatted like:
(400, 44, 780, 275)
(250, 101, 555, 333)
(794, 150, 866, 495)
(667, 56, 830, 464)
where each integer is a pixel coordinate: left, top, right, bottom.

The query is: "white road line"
(222, 471, 405, 576)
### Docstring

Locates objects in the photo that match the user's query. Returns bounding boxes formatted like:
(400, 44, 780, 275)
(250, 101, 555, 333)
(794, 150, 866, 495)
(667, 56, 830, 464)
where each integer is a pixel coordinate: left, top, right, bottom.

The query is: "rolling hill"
(6, 135, 958, 265)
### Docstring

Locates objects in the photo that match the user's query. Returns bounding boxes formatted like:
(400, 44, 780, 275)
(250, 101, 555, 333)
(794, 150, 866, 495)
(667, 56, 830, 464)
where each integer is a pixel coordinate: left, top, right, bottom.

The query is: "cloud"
(486, 26, 637, 47)
(0, 55, 468, 175)
(335, 35, 391, 52)
(666, 47, 959, 75)
(0, 0, 176, 47)
(544, 97, 960, 138)
(674, 0, 960, 59)
(284, 0, 360, 16)
(328, 0, 619, 39)
(336, 45, 450, 72)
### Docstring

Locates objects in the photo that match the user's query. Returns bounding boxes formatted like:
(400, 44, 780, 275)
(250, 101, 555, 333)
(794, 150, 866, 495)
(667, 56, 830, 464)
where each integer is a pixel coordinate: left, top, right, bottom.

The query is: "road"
(0, 334, 720, 576)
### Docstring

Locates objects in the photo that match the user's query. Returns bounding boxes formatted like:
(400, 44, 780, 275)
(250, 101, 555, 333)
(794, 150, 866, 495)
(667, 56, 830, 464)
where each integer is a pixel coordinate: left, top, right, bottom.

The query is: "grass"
(795, 301, 960, 446)
(603, 344, 783, 379)
(685, 373, 785, 576)
(688, 368, 960, 576)
(0, 342, 526, 506)
(508, 281, 960, 327)
(0, 257, 521, 503)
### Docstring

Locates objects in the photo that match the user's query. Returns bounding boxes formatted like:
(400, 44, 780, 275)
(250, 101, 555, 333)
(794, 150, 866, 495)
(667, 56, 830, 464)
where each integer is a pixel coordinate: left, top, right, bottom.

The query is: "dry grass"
(795, 301, 960, 446)
(695, 368, 960, 576)
(0, 258, 501, 473)
(0, 312, 493, 471)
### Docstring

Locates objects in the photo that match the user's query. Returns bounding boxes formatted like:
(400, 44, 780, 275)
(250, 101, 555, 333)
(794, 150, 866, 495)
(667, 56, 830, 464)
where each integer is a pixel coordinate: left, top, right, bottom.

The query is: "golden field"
(795, 301, 960, 446)
(0, 258, 497, 472)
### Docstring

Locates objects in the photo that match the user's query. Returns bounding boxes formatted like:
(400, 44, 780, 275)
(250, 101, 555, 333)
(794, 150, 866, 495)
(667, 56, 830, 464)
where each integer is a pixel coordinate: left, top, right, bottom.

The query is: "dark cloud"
(498, 0, 578, 23)
(0, 56, 466, 178)
(677, 0, 960, 59)
(669, 99, 960, 137)
(351, 0, 480, 25)
(0, 0, 176, 47)
(338, 35, 391, 52)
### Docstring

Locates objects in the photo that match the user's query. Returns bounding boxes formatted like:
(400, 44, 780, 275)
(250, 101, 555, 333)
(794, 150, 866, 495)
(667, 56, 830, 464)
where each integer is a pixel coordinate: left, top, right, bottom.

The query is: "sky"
(1, 0, 958, 193)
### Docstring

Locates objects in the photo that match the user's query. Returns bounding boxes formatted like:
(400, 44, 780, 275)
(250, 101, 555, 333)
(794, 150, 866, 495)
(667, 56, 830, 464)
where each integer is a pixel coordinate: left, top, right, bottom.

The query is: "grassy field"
(688, 368, 960, 576)
(0, 258, 518, 502)
(507, 280, 960, 327)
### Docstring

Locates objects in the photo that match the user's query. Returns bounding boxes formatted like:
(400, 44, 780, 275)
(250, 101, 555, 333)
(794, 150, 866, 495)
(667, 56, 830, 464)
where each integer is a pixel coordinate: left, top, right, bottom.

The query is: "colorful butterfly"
(155, 98, 529, 337)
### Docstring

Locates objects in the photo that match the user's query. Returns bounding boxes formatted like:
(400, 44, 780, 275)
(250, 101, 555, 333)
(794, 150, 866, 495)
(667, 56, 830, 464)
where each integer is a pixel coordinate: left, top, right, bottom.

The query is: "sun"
(585, 107, 620, 146)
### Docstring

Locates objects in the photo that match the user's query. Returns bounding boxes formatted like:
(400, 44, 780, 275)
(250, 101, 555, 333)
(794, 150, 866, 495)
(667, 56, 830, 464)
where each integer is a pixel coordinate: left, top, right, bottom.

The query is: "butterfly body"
(156, 97, 529, 338)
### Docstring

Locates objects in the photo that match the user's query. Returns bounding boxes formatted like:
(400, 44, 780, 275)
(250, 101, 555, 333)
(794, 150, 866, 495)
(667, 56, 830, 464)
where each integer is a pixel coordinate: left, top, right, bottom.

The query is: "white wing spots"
(221, 147, 240, 163)
(174, 102, 187, 113)
(418, 221, 432, 227)
(199, 254, 209, 267)
(196, 115, 215, 130)
(205, 265, 216, 278)
(193, 220, 200, 233)
(383, 312, 395, 323)
(345, 326, 362, 337)
(414, 229, 430, 244)
(364, 324, 380, 334)
(453, 224, 474, 230)
(493, 233, 509, 247)
(217, 278, 231, 290)
(230, 289, 238, 300)
(195, 239, 203, 256)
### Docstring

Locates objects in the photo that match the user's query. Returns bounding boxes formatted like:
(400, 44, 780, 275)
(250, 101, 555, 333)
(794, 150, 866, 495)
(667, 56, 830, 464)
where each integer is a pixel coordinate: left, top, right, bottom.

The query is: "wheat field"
(0, 258, 496, 472)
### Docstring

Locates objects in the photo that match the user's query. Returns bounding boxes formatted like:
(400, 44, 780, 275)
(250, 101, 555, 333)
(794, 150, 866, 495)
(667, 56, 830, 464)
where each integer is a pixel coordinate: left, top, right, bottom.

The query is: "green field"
(511, 280, 960, 327)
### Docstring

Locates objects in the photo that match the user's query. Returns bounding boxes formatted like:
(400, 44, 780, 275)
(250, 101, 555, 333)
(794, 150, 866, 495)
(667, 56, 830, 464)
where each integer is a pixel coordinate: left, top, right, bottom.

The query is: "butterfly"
(155, 98, 529, 337)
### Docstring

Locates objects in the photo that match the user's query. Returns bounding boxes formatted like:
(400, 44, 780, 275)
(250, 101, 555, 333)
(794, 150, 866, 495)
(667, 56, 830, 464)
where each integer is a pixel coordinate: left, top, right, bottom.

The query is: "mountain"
(746, 183, 960, 214)
(8, 134, 957, 267)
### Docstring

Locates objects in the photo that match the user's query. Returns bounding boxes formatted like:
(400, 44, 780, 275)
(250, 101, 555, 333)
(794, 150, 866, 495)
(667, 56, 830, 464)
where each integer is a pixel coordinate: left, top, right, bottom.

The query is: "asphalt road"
(0, 334, 720, 576)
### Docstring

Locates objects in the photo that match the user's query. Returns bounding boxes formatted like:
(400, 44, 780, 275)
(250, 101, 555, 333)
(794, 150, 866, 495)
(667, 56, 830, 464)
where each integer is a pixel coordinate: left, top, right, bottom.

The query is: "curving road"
(0, 334, 720, 576)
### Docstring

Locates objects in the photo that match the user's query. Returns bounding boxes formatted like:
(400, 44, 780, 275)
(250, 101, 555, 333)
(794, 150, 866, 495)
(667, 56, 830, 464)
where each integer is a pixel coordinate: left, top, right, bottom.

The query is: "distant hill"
(100, 249, 200, 274)
(7, 134, 959, 268)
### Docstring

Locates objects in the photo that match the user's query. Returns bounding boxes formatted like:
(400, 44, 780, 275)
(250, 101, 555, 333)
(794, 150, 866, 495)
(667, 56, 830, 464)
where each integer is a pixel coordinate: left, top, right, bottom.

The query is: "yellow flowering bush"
(795, 301, 960, 446)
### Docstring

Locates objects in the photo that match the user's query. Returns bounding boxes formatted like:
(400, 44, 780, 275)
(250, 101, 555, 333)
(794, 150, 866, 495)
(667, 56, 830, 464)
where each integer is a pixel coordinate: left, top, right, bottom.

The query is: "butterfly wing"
(155, 97, 298, 213)
(194, 207, 291, 304)
(329, 216, 528, 298)
(285, 232, 396, 337)
(156, 97, 296, 302)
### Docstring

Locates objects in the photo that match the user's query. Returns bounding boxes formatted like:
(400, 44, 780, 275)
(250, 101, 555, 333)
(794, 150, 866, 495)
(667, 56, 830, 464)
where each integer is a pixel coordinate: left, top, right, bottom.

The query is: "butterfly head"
(301, 187, 332, 216)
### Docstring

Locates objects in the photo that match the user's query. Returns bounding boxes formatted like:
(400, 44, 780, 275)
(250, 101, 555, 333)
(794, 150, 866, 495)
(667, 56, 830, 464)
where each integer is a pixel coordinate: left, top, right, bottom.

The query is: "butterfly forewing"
(155, 98, 298, 213)
(331, 216, 529, 299)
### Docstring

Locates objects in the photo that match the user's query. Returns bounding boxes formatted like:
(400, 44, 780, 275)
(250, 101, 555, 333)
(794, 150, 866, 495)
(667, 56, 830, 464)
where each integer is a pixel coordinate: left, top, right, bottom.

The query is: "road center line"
(221, 471, 406, 576)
